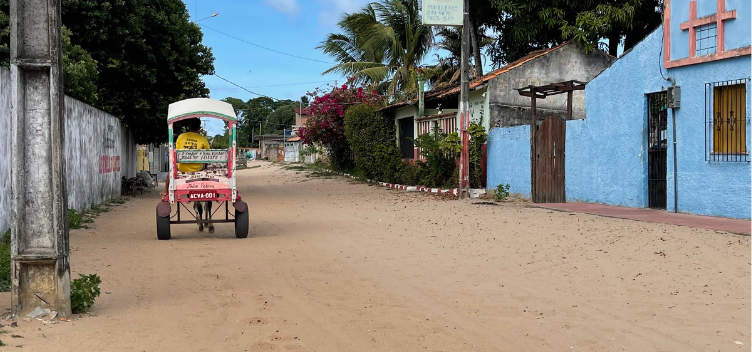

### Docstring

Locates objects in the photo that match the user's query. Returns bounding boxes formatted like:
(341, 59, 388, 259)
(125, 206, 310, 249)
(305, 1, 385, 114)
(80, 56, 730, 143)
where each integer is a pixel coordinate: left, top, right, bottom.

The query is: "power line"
(213, 74, 284, 101)
(202, 25, 334, 65)
(208, 79, 336, 90)
(212, 73, 397, 108)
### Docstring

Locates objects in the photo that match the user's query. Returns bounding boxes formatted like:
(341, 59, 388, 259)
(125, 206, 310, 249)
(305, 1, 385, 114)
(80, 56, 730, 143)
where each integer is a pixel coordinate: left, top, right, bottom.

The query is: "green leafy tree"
(265, 104, 296, 135)
(222, 97, 250, 147)
(1, 2, 101, 105)
(488, 0, 662, 63)
(210, 134, 229, 149)
(61, 0, 215, 143)
(62, 26, 98, 104)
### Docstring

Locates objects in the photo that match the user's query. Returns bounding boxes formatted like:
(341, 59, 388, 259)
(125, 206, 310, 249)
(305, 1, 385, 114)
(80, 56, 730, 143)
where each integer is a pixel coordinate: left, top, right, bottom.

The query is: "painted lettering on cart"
(99, 156, 121, 174)
(189, 192, 216, 200)
(185, 183, 217, 189)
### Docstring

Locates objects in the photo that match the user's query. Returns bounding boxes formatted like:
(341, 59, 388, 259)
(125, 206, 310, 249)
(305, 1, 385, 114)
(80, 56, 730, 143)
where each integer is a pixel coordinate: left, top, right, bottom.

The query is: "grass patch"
(89, 203, 110, 214)
(70, 198, 127, 229)
(109, 197, 128, 205)
(68, 210, 84, 229)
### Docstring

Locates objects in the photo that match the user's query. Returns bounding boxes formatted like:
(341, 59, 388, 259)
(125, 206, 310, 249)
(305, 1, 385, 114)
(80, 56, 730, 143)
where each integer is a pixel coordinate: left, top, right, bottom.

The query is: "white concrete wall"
(65, 96, 137, 211)
(0, 69, 11, 235)
(0, 68, 137, 234)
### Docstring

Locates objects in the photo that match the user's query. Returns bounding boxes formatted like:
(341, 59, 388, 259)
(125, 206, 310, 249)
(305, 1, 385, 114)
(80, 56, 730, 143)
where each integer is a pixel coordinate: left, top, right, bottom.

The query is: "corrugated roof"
(381, 42, 573, 111)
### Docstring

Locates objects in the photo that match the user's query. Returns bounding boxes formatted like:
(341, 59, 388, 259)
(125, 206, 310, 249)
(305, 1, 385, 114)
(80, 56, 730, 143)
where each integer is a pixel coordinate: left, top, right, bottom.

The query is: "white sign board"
(422, 0, 463, 26)
(177, 150, 228, 163)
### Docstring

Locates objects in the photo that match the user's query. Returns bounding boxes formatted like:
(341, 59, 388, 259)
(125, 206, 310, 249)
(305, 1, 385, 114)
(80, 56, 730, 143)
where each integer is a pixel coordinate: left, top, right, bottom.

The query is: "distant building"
(381, 42, 614, 188)
(255, 135, 285, 161)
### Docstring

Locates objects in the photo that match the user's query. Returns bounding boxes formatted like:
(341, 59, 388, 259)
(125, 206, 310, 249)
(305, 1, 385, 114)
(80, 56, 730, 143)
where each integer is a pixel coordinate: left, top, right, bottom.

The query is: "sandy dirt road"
(0, 161, 748, 351)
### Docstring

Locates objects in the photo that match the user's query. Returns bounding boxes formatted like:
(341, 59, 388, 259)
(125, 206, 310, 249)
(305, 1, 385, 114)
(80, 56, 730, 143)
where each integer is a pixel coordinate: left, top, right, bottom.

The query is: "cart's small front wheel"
(234, 201, 249, 239)
(156, 203, 171, 240)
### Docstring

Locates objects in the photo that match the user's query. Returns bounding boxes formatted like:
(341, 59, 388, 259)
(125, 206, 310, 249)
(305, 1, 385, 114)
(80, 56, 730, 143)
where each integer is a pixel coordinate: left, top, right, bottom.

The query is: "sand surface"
(0, 160, 748, 351)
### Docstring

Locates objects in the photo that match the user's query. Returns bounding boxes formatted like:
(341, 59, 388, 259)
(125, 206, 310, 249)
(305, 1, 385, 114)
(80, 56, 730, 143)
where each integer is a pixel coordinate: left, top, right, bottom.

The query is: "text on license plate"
(189, 192, 216, 199)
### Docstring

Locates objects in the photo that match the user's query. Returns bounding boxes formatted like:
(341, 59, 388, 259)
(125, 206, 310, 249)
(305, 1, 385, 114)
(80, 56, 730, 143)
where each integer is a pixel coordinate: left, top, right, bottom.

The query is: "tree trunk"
(469, 16, 483, 77)
(608, 33, 621, 57)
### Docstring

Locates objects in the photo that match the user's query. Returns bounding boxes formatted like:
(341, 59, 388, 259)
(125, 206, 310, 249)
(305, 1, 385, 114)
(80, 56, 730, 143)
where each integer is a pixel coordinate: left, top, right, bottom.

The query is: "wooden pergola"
(515, 80, 586, 122)
(515, 80, 587, 203)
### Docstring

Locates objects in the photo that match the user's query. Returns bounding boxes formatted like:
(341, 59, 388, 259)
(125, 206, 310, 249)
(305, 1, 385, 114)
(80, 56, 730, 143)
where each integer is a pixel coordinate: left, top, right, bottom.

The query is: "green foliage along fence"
(413, 126, 460, 188)
(468, 122, 487, 189)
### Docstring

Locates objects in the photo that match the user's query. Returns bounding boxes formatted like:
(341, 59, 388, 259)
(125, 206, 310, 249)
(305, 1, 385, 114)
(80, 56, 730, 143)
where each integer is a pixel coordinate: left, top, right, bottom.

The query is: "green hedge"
(344, 105, 402, 183)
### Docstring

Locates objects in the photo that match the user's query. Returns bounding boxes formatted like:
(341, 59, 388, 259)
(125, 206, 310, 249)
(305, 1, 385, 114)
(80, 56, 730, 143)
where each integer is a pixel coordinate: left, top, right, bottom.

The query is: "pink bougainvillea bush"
(298, 82, 383, 169)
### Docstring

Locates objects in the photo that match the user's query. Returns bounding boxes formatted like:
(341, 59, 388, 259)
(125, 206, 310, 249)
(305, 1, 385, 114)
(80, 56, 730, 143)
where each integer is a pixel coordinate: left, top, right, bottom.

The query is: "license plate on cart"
(189, 192, 217, 200)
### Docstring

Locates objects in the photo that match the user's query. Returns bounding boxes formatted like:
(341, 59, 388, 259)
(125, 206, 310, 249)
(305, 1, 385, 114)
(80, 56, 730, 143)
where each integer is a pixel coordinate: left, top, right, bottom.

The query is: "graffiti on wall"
(103, 125, 116, 149)
(99, 156, 121, 174)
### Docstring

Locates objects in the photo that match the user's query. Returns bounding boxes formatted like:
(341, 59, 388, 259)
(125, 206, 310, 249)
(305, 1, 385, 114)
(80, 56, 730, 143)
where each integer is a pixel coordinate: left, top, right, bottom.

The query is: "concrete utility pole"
(458, 0, 471, 198)
(9, 0, 71, 316)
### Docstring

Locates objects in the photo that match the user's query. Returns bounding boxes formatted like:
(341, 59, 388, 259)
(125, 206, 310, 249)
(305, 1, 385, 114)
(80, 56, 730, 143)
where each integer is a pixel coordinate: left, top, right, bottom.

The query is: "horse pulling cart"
(155, 98, 249, 240)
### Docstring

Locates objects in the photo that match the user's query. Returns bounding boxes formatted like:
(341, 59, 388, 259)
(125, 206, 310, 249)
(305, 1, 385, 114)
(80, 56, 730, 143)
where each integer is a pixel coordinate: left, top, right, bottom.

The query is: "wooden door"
(533, 116, 566, 203)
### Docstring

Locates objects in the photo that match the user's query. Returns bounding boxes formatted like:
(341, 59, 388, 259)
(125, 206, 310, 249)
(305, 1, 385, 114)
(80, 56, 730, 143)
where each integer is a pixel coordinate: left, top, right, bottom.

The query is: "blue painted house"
(487, 0, 751, 219)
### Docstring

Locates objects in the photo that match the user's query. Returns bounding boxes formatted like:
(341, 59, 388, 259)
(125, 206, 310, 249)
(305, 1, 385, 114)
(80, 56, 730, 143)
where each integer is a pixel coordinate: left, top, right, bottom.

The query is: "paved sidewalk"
(537, 203, 751, 235)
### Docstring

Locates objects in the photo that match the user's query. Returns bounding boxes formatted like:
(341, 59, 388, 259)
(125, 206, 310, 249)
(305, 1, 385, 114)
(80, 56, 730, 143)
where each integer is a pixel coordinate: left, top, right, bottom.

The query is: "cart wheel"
(234, 201, 249, 239)
(156, 205, 171, 240)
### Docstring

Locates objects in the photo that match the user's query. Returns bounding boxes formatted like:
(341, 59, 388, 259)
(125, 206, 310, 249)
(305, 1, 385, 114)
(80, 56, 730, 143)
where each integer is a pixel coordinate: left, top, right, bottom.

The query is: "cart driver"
(161, 118, 210, 197)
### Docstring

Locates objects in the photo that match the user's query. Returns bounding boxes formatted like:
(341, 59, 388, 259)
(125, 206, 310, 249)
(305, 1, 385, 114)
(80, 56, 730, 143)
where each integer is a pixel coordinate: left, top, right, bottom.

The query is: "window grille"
(705, 79, 749, 162)
(696, 23, 717, 57)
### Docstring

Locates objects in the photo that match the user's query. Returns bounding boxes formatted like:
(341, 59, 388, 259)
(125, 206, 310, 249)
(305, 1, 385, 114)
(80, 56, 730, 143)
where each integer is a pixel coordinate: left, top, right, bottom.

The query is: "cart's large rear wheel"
(156, 206, 171, 240)
(235, 201, 249, 238)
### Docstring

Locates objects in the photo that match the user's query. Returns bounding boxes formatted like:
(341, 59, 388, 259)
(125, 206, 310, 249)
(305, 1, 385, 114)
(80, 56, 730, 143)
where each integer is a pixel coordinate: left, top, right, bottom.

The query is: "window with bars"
(705, 79, 749, 162)
(696, 23, 718, 57)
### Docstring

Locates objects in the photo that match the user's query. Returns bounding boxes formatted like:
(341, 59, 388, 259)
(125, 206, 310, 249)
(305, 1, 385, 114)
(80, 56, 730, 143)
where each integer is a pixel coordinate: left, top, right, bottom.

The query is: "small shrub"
(413, 127, 459, 188)
(395, 161, 420, 185)
(0, 231, 10, 292)
(71, 274, 102, 314)
(493, 183, 511, 202)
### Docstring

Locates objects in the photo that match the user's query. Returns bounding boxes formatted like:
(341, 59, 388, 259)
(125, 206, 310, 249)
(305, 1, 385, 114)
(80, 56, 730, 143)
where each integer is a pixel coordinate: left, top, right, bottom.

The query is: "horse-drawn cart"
(155, 98, 249, 240)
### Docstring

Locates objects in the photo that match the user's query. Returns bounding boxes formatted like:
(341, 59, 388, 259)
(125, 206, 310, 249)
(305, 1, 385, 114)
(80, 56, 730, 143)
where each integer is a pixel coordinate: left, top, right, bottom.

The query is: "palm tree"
(428, 26, 493, 89)
(318, 0, 433, 98)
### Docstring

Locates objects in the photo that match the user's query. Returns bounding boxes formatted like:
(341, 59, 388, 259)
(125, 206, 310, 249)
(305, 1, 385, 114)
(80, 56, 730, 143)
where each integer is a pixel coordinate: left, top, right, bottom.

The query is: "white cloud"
(317, 0, 371, 27)
(263, 0, 300, 16)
